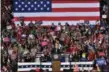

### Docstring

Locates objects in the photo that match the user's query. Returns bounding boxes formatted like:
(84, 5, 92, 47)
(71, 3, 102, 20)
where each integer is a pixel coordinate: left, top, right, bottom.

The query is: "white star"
(41, 8, 43, 10)
(34, 2, 37, 4)
(25, 5, 27, 7)
(47, 1, 50, 4)
(34, 8, 37, 10)
(28, 8, 31, 11)
(37, 4, 40, 7)
(31, 5, 34, 7)
(47, 7, 50, 10)
(15, 8, 18, 11)
(22, 8, 24, 11)
(40, 1, 43, 4)
(15, 2, 18, 4)
(44, 4, 46, 7)
(28, 2, 31, 4)
(21, 2, 24, 4)
(18, 5, 21, 8)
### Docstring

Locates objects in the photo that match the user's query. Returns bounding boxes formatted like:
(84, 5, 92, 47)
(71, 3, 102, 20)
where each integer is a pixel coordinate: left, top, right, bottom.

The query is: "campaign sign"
(96, 58, 106, 66)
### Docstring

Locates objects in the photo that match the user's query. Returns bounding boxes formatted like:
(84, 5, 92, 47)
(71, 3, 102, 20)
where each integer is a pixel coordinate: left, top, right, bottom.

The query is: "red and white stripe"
(13, 0, 100, 25)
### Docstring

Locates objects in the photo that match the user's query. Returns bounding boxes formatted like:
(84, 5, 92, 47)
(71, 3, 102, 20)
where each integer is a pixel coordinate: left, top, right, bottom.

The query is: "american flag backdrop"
(13, 0, 100, 25)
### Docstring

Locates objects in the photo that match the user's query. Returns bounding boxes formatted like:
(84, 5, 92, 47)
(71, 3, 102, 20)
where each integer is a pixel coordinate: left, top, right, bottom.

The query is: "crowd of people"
(1, 0, 109, 72)
(1, 19, 109, 72)
(100, 0, 108, 26)
(1, 0, 13, 30)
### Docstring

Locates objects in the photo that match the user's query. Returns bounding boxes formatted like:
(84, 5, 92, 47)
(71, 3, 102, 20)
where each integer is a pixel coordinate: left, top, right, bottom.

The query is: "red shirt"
(88, 52, 95, 61)
(41, 41, 48, 47)
(64, 36, 70, 45)
(35, 68, 40, 72)
(17, 29, 22, 41)
(3, 37, 10, 42)
(66, 46, 78, 53)
(74, 65, 79, 72)
(23, 26, 29, 31)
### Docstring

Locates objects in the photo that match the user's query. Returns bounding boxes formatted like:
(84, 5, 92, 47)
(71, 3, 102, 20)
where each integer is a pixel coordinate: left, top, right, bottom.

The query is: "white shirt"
(29, 34, 34, 39)
(59, 44, 62, 49)
(22, 34, 26, 38)
(8, 49, 13, 55)
(56, 26, 61, 31)
(35, 58, 40, 62)
(7, 25, 12, 30)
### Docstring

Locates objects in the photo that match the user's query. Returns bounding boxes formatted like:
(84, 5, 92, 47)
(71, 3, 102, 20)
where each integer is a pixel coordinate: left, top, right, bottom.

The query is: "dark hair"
(84, 70, 88, 72)
(29, 69, 35, 72)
